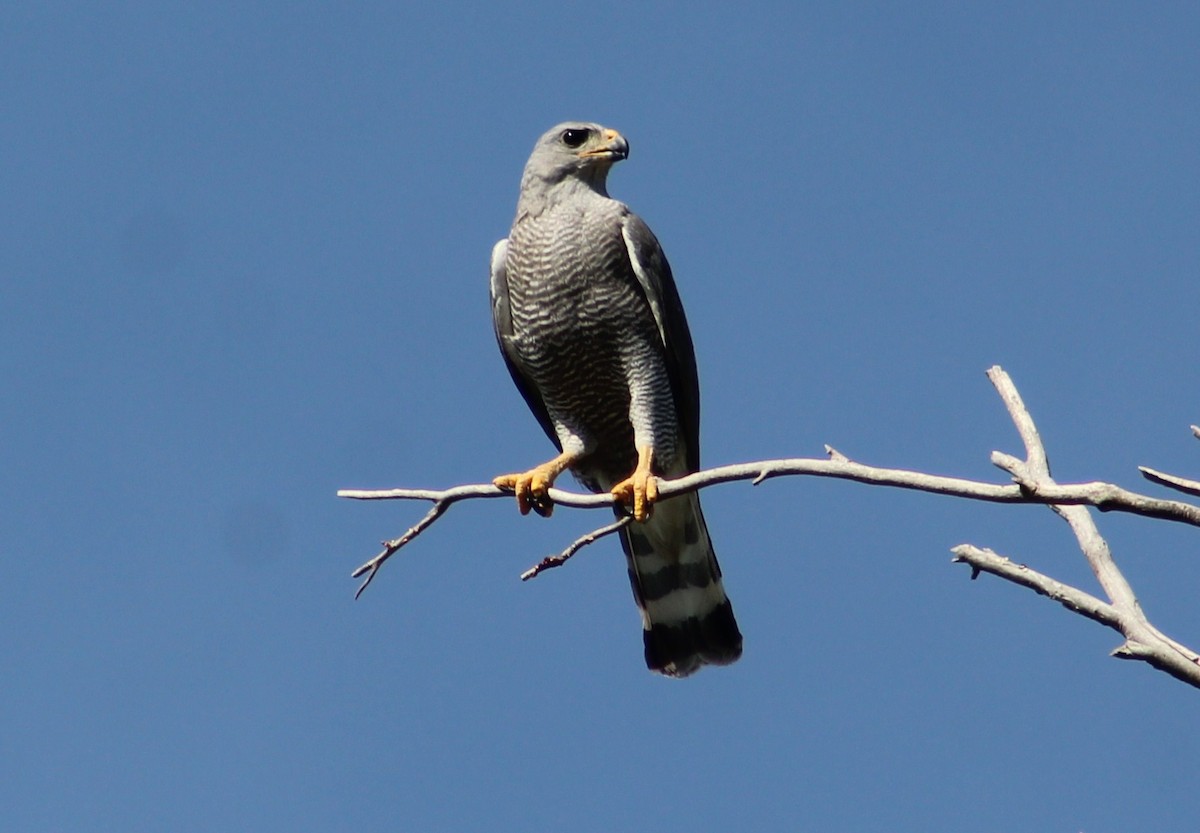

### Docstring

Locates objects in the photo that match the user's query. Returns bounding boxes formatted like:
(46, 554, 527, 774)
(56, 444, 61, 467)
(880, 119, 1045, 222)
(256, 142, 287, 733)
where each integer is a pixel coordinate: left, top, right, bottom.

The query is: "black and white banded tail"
(619, 491, 742, 677)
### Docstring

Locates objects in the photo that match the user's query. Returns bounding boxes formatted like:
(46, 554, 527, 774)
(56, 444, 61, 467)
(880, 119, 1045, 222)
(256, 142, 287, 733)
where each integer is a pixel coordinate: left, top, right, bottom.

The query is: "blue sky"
(4, 3, 1199, 831)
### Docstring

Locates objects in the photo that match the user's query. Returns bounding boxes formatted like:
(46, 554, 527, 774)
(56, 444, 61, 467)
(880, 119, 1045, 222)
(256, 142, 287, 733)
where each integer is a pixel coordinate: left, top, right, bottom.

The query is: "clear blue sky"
(4, 3, 1199, 831)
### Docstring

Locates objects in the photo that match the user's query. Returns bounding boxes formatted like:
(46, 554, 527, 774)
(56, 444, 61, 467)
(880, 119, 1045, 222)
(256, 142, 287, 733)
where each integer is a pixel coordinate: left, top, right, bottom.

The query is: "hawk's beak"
(579, 129, 629, 161)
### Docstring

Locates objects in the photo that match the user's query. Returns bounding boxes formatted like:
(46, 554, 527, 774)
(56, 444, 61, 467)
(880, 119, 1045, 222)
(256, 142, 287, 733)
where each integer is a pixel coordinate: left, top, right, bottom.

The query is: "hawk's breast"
(504, 200, 675, 484)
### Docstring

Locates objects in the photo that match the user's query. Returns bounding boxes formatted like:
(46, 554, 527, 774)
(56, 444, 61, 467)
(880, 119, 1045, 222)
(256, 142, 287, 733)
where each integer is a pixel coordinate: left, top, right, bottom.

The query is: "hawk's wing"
(619, 212, 702, 472)
(489, 238, 561, 451)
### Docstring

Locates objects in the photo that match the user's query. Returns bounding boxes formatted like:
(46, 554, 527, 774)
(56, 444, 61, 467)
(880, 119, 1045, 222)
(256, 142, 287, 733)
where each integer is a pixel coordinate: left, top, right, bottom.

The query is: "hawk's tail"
(619, 491, 742, 677)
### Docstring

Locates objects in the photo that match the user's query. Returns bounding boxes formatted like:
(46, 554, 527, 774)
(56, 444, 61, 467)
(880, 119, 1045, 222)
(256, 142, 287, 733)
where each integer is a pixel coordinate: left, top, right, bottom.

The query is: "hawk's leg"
(610, 445, 658, 523)
(493, 451, 579, 518)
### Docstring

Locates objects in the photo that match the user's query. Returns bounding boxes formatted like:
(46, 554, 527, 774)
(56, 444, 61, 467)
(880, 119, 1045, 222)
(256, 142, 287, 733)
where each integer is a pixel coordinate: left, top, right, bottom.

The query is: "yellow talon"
(610, 445, 657, 522)
(493, 451, 576, 517)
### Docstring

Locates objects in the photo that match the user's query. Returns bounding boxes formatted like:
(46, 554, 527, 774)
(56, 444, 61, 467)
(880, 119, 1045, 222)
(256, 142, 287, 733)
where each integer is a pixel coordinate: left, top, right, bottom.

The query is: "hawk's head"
(519, 122, 630, 204)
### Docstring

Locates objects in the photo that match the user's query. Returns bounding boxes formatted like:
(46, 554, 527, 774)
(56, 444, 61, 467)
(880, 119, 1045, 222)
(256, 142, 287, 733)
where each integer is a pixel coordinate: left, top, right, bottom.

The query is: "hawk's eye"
(561, 128, 590, 148)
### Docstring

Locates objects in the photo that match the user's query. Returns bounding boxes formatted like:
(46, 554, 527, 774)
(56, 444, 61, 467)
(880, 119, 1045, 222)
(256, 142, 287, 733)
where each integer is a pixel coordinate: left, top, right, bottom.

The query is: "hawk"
(490, 122, 742, 677)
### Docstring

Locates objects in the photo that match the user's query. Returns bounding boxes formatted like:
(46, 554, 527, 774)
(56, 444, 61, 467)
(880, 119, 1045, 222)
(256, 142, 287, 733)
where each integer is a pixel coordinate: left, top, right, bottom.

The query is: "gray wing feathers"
(490, 239, 560, 449)
(620, 214, 702, 471)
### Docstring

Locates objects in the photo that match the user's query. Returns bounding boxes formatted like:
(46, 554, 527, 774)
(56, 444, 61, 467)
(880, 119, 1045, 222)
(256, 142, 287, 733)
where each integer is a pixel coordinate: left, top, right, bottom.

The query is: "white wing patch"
(620, 220, 669, 351)
(489, 238, 509, 297)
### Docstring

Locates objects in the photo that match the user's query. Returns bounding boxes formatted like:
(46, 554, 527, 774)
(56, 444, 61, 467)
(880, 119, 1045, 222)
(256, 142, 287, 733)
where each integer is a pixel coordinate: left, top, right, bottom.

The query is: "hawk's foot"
(610, 445, 658, 522)
(493, 452, 576, 518)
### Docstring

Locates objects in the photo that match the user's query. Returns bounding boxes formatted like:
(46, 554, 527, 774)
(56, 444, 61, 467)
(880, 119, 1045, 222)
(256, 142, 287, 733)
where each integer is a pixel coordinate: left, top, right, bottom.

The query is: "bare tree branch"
(339, 459, 1200, 524)
(977, 368, 1200, 688)
(340, 364, 1200, 688)
(519, 515, 633, 581)
(1140, 466, 1200, 498)
(951, 545, 1200, 687)
(951, 544, 1121, 628)
(349, 498, 453, 599)
(984, 367, 1139, 611)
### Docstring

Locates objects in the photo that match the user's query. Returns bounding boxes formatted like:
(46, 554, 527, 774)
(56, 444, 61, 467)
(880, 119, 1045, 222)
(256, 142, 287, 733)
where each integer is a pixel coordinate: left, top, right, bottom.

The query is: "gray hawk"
(490, 122, 742, 677)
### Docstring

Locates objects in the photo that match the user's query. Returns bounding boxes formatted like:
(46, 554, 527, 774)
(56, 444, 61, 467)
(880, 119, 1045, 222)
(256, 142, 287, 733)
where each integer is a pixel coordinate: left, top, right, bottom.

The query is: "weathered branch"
(340, 454, 1200, 598)
(339, 460, 1200, 524)
(977, 368, 1200, 688)
(1139, 466, 1200, 498)
(951, 545, 1121, 628)
(519, 515, 633, 581)
(953, 544, 1200, 686)
(984, 367, 1140, 612)
(340, 365, 1200, 688)
(350, 498, 453, 599)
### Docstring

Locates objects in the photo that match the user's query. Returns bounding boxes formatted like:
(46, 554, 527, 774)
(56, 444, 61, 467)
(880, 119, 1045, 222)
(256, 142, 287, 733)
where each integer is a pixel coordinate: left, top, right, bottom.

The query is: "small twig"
(350, 499, 452, 599)
(987, 367, 1050, 476)
(824, 444, 850, 463)
(951, 545, 1121, 630)
(342, 484, 620, 596)
(1139, 466, 1200, 498)
(520, 515, 633, 581)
